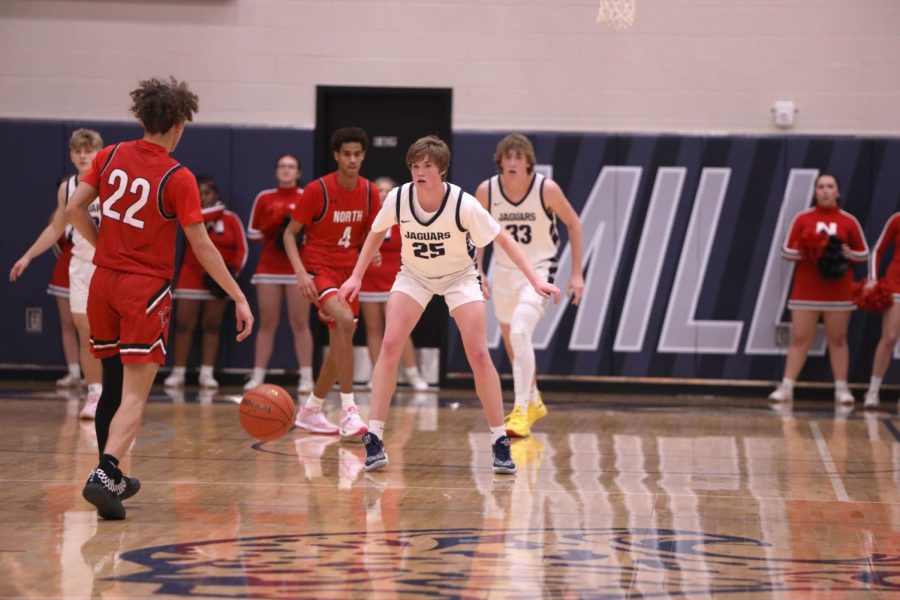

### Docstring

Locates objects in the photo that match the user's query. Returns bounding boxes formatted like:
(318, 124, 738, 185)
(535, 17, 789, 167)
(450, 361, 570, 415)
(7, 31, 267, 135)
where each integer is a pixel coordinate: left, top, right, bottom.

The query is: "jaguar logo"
(106, 528, 900, 597)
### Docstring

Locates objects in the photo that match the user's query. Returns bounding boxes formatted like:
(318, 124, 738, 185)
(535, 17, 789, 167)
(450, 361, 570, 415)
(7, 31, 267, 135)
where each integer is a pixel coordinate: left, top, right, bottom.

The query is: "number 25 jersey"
(82, 140, 203, 280)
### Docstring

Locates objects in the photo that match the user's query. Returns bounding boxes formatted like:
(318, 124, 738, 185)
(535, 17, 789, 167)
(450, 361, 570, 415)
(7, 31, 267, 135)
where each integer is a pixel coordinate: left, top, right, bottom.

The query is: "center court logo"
(107, 528, 900, 597)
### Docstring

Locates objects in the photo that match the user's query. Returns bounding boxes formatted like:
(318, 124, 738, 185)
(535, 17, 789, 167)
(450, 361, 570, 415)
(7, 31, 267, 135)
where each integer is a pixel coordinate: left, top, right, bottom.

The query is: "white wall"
(1, 0, 898, 135)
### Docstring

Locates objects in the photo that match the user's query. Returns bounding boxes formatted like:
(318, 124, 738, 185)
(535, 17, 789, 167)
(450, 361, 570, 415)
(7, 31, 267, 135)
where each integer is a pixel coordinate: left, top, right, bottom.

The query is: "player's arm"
(340, 229, 388, 303)
(494, 230, 561, 303)
(543, 179, 585, 305)
(473, 180, 492, 299)
(282, 218, 317, 301)
(10, 182, 69, 281)
(65, 181, 100, 248)
(184, 222, 253, 341)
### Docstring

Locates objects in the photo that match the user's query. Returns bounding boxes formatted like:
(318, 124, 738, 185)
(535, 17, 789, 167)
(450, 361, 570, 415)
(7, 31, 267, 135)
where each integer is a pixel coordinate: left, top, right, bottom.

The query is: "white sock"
(490, 425, 506, 444)
(781, 378, 795, 389)
(869, 376, 882, 393)
(305, 393, 325, 410)
(368, 419, 385, 439)
(251, 367, 266, 382)
(68, 363, 81, 378)
(405, 366, 422, 381)
(170, 366, 186, 377)
(529, 387, 540, 404)
(300, 366, 313, 381)
(340, 392, 355, 409)
(199, 365, 214, 379)
(87, 383, 102, 396)
(835, 379, 849, 392)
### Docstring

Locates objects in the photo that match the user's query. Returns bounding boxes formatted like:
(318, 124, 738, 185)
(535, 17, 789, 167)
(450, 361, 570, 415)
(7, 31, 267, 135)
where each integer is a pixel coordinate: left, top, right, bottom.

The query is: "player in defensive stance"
(475, 133, 584, 438)
(67, 77, 253, 520)
(339, 136, 560, 474)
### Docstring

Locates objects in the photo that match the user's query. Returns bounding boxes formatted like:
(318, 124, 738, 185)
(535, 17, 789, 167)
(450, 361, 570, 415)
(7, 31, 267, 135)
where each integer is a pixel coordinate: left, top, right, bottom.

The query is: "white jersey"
(66, 174, 100, 263)
(488, 173, 559, 274)
(371, 182, 500, 283)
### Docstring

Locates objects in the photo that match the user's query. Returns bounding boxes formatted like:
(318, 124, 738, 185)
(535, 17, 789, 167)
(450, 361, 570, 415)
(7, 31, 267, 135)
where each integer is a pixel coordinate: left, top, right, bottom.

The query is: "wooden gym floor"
(2, 381, 900, 599)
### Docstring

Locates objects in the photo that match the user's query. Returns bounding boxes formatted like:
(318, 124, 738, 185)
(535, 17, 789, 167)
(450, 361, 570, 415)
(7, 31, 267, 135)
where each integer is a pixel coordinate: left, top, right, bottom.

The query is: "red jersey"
(292, 173, 380, 270)
(82, 140, 202, 279)
(247, 186, 301, 278)
(183, 204, 248, 273)
(781, 204, 868, 308)
(361, 224, 401, 294)
(870, 213, 900, 294)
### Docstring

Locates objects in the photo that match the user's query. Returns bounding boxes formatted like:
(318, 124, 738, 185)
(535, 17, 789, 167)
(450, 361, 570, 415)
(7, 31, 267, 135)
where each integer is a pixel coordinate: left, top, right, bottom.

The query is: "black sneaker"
(82, 468, 126, 520)
(492, 436, 517, 474)
(363, 433, 389, 471)
(120, 474, 141, 501)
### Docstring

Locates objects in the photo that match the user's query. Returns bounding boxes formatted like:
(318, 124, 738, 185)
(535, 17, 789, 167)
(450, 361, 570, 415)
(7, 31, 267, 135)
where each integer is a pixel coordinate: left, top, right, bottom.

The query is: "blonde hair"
(494, 133, 536, 174)
(69, 128, 103, 151)
(406, 136, 450, 180)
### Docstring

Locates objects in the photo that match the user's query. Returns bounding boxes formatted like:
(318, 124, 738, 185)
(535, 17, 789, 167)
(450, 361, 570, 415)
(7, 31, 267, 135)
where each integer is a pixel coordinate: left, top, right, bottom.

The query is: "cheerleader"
(862, 212, 900, 408)
(769, 173, 868, 404)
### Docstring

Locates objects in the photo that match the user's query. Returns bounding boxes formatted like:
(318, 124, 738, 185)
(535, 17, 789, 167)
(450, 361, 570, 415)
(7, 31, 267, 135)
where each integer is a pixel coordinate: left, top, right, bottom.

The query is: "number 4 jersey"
(487, 172, 559, 271)
(82, 140, 203, 279)
(291, 172, 380, 270)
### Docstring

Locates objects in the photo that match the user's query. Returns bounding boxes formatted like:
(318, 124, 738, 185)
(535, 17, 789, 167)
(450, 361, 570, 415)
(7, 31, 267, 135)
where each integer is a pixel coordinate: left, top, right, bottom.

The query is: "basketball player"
(768, 173, 868, 405)
(863, 211, 900, 408)
(339, 136, 561, 474)
(10, 129, 106, 417)
(244, 154, 314, 393)
(475, 133, 584, 438)
(67, 77, 253, 520)
(282, 127, 380, 439)
(47, 227, 82, 387)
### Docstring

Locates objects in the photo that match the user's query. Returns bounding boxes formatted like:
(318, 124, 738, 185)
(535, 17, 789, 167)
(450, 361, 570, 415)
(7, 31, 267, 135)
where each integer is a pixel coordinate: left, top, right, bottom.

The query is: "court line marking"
(883, 419, 900, 443)
(809, 421, 850, 502)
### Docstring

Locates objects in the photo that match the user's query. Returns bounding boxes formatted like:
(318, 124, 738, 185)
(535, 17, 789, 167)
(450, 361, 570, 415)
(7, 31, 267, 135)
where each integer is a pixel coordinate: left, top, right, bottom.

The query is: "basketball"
(239, 384, 296, 441)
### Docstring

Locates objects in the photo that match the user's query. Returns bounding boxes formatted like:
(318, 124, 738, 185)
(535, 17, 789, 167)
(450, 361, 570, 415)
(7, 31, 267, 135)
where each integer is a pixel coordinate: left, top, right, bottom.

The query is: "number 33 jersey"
(487, 172, 559, 271)
(372, 182, 500, 282)
(81, 140, 203, 279)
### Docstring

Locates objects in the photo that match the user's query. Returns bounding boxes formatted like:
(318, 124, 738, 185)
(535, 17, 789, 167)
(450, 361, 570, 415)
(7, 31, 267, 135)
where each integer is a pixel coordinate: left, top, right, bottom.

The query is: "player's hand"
(339, 275, 362, 303)
(9, 257, 29, 282)
(234, 299, 254, 342)
(372, 251, 382, 267)
(296, 272, 318, 302)
(480, 272, 491, 300)
(568, 273, 585, 306)
(533, 280, 562, 303)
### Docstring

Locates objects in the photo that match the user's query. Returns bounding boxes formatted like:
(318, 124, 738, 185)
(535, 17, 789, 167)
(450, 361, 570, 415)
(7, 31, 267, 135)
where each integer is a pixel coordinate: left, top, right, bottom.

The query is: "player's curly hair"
(330, 127, 369, 153)
(129, 77, 199, 135)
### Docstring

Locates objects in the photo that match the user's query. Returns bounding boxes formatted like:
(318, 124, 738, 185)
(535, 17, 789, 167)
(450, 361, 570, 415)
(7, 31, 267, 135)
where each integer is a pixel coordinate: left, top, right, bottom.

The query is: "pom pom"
(852, 278, 893, 312)
(817, 235, 847, 280)
(798, 230, 829, 262)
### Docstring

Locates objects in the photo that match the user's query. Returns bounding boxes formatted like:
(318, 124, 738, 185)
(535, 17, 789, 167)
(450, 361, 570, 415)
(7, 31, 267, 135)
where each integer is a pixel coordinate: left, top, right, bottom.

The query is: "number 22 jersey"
(81, 140, 203, 280)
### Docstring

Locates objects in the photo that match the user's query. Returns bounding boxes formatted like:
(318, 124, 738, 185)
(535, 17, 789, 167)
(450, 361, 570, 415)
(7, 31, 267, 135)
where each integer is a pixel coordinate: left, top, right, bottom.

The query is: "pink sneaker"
(294, 406, 339, 434)
(80, 391, 100, 420)
(339, 405, 368, 438)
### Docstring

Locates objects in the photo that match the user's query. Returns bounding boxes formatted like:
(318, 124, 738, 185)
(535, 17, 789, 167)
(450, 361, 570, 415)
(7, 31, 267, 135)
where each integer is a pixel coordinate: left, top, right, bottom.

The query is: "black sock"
(99, 453, 122, 483)
(96, 356, 124, 458)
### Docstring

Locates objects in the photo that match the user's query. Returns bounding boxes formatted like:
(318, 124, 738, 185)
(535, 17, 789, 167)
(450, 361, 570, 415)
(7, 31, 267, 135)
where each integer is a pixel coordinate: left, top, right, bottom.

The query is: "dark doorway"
(314, 86, 453, 385)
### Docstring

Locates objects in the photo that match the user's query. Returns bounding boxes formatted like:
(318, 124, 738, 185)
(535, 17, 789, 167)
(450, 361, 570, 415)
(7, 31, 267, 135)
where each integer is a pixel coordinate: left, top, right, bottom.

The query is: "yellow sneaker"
(527, 391, 548, 425)
(504, 405, 531, 438)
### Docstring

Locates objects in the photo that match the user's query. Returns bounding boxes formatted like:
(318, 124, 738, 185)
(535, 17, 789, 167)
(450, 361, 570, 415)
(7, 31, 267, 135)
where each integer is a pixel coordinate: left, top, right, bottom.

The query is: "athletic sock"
(340, 392, 355, 410)
(251, 367, 266, 382)
(305, 393, 326, 410)
(869, 376, 882, 393)
(99, 453, 122, 483)
(199, 365, 214, 379)
(300, 366, 313, 381)
(368, 419, 385, 440)
(68, 363, 81, 379)
(490, 425, 506, 444)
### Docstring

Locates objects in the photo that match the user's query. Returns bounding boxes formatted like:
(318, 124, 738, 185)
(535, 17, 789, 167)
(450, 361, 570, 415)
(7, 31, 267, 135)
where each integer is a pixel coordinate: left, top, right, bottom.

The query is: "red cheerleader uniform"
(248, 186, 302, 285)
(47, 229, 73, 298)
(359, 224, 401, 302)
(174, 203, 249, 300)
(870, 212, 900, 302)
(781, 204, 868, 310)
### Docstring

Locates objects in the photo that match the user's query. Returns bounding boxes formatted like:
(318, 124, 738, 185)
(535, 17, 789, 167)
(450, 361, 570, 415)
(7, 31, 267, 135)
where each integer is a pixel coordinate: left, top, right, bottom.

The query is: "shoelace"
(92, 469, 126, 495)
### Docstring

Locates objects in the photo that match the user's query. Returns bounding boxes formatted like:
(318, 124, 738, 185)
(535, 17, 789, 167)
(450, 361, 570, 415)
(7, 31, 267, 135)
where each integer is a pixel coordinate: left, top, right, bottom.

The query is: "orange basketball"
(239, 384, 296, 441)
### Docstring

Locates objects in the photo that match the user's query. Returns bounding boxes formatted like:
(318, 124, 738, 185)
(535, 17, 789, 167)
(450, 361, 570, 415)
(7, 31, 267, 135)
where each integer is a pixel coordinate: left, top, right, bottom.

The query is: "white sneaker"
(864, 390, 880, 409)
(243, 376, 264, 392)
(339, 405, 368, 438)
(297, 376, 314, 394)
(768, 384, 793, 403)
(835, 388, 855, 405)
(80, 391, 100, 420)
(199, 373, 219, 389)
(164, 371, 185, 388)
(56, 373, 82, 387)
(295, 406, 340, 434)
(409, 375, 430, 391)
